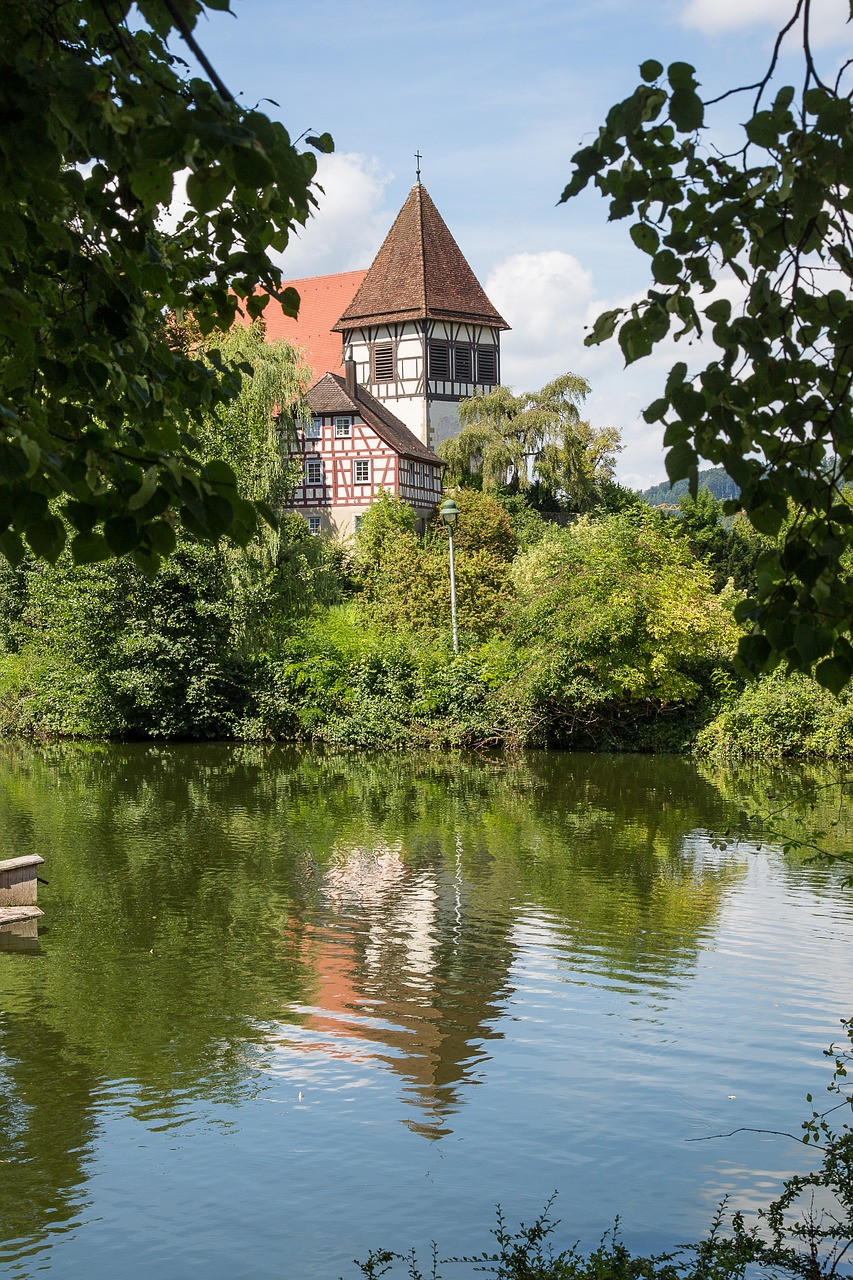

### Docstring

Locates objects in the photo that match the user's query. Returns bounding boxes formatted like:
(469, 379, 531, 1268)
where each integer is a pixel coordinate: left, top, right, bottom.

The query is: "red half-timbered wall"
(288, 414, 441, 516)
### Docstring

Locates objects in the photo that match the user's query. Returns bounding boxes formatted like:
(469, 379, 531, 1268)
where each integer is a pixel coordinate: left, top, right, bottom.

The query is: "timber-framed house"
(291, 366, 444, 537)
(251, 182, 508, 537)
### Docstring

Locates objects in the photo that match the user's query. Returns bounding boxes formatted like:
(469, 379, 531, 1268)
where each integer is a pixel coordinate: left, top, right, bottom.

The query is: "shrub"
(695, 671, 853, 760)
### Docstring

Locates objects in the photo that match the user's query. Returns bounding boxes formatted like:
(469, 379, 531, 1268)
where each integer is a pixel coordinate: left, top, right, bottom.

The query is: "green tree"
(0, 0, 332, 572)
(560, 1, 853, 689)
(350, 490, 515, 641)
(439, 375, 621, 510)
(0, 328, 338, 738)
(511, 511, 739, 731)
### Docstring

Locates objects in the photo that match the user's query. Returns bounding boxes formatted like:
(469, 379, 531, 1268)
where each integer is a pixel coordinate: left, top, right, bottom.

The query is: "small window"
(429, 342, 449, 379)
(353, 459, 370, 484)
(305, 459, 323, 485)
(453, 345, 472, 381)
(373, 343, 394, 383)
(307, 516, 321, 535)
(354, 514, 365, 532)
(334, 416, 351, 437)
(305, 416, 321, 439)
(476, 346, 497, 384)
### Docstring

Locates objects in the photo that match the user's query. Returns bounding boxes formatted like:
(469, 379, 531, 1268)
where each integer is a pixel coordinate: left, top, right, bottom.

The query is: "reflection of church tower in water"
(288, 841, 515, 1139)
(332, 183, 510, 451)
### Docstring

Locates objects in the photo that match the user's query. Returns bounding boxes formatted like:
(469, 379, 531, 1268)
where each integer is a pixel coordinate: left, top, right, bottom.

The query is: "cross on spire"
(415, 151, 422, 183)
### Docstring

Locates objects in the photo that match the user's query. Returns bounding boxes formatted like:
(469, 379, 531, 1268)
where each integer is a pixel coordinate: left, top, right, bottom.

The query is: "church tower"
(332, 183, 509, 449)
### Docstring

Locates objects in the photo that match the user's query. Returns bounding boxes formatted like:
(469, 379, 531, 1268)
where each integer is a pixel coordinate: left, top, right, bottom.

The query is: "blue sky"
(192, 0, 850, 488)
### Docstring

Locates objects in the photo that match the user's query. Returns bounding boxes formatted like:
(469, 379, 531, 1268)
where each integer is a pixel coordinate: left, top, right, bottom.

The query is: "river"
(0, 744, 851, 1278)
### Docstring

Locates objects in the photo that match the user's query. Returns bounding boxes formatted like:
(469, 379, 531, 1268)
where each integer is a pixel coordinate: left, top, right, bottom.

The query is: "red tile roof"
(237, 270, 367, 379)
(333, 184, 509, 332)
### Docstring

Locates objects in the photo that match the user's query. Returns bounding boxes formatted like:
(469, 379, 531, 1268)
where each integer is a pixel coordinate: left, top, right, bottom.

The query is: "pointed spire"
(333, 184, 509, 332)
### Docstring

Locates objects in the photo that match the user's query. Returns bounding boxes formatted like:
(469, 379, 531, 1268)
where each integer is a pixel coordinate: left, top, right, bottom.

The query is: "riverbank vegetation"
(0, 408, 852, 756)
(0, 323, 850, 756)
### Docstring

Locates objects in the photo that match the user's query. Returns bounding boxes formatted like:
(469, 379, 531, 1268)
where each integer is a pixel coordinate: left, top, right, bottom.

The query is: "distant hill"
(640, 466, 740, 507)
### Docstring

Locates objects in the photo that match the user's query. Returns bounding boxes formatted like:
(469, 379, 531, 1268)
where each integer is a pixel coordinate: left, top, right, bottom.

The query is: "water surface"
(0, 745, 851, 1278)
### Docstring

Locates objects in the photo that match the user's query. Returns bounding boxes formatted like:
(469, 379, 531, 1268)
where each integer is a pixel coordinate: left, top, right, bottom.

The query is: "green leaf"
(815, 655, 852, 694)
(10, 490, 48, 527)
(643, 397, 669, 424)
(0, 529, 25, 568)
(745, 111, 778, 148)
(104, 516, 141, 555)
(639, 60, 663, 83)
(630, 223, 660, 254)
(232, 145, 276, 188)
(667, 61, 697, 89)
(670, 88, 704, 133)
(704, 299, 732, 324)
(749, 504, 785, 537)
(202, 459, 238, 488)
(306, 132, 335, 154)
(71, 532, 112, 565)
(279, 286, 301, 319)
(186, 166, 233, 213)
(24, 516, 65, 563)
(665, 439, 696, 482)
(146, 520, 177, 556)
(737, 632, 773, 668)
(652, 250, 681, 285)
(128, 467, 159, 511)
(65, 501, 99, 534)
(585, 308, 622, 346)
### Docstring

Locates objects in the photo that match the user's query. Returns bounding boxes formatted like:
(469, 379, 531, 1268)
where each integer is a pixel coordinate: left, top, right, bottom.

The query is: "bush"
(695, 671, 853, 760)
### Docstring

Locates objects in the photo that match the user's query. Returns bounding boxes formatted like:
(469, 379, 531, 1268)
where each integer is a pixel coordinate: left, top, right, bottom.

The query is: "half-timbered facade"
(289, 369, 444, 538)
(248, 182, 507, 534)
(332, 183, 509, 450)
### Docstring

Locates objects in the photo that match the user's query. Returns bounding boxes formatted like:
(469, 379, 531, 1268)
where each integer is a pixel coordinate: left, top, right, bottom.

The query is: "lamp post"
(439, 498, 460, 655)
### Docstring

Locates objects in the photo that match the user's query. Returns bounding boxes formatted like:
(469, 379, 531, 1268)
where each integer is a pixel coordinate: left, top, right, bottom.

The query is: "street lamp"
(439, 498, 460, 655)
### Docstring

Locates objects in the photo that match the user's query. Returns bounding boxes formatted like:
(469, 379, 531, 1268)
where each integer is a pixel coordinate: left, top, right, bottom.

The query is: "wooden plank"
(0, 906, 43, 926)
(0, 856, 44, 907)
(0, 855, 44, 873)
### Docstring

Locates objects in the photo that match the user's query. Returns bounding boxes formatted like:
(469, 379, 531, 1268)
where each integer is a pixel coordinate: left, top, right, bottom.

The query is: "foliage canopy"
(0, 0, 331, 572)
(439, 374, 621, 510)
(561, 1, 853, 690)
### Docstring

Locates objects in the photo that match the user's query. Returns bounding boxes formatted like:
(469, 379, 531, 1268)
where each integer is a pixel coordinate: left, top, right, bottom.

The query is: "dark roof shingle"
(308, 374, 444, 464)
(333, 184, 508, 332)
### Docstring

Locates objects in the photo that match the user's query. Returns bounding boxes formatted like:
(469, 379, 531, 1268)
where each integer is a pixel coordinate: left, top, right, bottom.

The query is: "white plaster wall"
(429, 400, 461, 447)
(387, 396, 428, 442)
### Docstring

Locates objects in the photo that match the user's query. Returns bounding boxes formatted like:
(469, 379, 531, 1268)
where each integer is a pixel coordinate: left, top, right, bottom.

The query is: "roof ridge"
(417, 183, 428, 316)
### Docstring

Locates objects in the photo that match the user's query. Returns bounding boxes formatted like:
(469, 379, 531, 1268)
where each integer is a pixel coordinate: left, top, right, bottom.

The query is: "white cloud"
(486, 250, 669, 487)
(274, 152, 394, 278)
(680, 0, 850, 47)
(485, 251, 751, 491)
(486, 250, 596, 388)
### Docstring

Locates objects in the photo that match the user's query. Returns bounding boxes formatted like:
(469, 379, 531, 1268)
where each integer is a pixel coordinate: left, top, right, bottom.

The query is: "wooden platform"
(0, 905, 43, 927)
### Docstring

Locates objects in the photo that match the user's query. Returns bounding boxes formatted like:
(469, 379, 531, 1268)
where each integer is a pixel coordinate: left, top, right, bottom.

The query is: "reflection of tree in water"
(0, 1013, 98, 1268)
(695, 756, 853, 888)
(0, 742, 821, 1260)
